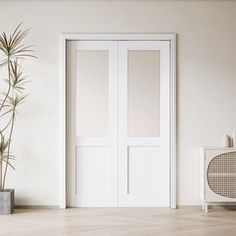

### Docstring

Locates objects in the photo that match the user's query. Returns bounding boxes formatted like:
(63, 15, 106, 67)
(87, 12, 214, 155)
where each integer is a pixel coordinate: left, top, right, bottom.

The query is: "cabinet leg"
(204, 203, 208, 213)
(202, 203, 205, 211)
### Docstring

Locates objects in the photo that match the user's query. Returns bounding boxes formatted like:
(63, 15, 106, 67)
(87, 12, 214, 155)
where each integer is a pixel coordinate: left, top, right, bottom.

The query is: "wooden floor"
(0, 207, 236, 236)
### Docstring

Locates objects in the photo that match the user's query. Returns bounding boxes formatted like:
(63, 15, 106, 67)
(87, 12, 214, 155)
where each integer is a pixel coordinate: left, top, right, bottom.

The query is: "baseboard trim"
(15, 204, 236, 210)
(15, 205, 60, 209)
(177, 204, 236, 210)
(177, 205, 201, 209)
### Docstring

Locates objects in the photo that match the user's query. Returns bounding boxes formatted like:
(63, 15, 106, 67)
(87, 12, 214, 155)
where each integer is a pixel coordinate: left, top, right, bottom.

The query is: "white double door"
(67, 40, 170, 207)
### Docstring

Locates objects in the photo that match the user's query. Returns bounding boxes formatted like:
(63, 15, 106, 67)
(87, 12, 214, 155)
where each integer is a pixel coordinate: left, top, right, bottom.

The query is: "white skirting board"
(15, 205, 60, 209)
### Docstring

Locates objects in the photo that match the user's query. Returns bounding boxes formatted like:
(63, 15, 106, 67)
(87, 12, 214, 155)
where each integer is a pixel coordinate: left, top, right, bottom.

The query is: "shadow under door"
(66, 40, 170, 207)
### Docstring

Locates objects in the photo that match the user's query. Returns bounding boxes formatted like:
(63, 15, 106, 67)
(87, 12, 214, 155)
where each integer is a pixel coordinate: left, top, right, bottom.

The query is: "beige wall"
(1, 0, 236, 206)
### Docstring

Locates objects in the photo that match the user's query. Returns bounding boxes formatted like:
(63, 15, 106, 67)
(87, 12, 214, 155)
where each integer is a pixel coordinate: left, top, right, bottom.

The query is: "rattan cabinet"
(200, 147, 236, 212)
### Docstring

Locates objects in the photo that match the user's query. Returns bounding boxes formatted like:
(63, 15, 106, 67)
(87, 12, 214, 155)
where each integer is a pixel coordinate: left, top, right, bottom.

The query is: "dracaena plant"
(0, 24, 36, 191)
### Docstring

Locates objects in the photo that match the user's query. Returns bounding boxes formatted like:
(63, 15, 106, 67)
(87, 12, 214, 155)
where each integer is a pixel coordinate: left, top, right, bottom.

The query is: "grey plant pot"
(0, 189, 14, 215)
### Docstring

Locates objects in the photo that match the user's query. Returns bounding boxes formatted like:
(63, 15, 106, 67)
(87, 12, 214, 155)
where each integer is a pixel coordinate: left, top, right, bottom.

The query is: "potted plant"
(0, 24, 36, 214)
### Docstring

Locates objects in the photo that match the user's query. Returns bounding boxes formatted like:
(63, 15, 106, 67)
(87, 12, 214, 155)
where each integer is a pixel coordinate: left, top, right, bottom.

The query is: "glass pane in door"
(128, 50, 160, 137)
(76, 50, 108, 137)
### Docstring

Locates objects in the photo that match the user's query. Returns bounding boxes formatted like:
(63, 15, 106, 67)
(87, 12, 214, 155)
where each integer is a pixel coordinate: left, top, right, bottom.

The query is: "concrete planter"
(0, 189, 14, 214)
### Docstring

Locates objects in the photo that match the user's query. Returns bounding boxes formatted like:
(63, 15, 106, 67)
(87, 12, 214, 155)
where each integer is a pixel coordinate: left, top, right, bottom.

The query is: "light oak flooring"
(0, 207, 236, 236)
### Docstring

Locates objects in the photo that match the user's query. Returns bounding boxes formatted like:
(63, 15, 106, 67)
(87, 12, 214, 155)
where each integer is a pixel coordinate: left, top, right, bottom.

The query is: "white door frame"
(60, 33, 177, 209)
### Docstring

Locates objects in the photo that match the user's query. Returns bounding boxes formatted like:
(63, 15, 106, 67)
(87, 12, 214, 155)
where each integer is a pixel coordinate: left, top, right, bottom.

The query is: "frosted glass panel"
(128, 50, 160, 137)
(76, 50, 108, 137)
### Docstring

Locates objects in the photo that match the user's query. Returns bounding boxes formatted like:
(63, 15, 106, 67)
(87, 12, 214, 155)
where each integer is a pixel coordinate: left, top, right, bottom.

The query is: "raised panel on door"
(127, 147, 168, 206)
(118, 41, 170, 207)
(66, 41, 118, 207)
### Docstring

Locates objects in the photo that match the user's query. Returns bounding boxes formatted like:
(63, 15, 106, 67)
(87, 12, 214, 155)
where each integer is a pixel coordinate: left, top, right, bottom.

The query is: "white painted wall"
(0, 0, 236, 206)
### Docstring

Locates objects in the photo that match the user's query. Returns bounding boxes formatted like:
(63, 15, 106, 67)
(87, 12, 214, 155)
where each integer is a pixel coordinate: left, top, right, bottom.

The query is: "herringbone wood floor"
(0, 207, 236, 236)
